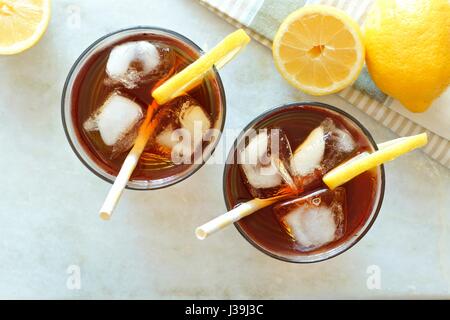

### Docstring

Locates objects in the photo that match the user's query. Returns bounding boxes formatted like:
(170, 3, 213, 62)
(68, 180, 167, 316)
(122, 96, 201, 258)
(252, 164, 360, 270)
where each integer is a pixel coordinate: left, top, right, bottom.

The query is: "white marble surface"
(0, 0, 449, 299)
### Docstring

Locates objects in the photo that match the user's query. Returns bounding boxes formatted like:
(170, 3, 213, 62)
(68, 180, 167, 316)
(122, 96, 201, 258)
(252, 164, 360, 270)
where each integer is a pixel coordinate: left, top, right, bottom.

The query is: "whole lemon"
(364, 0, 450, 113)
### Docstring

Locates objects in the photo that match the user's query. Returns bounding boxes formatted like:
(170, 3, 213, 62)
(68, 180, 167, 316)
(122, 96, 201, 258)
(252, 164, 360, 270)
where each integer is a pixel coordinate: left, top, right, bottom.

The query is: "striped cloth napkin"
(197, 0, 450, 168)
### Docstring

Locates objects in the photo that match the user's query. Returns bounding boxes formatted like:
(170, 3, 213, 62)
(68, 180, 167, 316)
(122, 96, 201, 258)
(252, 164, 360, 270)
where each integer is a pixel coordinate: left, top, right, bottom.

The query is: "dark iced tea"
(62, 27, 225, 189)
(223, 103, 385, 263)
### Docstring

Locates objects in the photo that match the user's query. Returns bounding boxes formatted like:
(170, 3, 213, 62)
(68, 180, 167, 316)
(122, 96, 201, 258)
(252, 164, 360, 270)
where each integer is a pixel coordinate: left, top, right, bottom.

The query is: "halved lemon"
(273, 5, 365, 95)
(323, 133, 428, 190)
(152, 29, 251, 105)
(0, 0, 51, 55)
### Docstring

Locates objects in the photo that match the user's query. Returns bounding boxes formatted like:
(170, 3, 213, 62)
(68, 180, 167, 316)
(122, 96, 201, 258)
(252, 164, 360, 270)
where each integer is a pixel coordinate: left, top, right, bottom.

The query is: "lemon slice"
(272, 5, 365, 95)
(323, 133, 428, 190)
(152, 29, 251, 105)
(0, 0, 51, 55)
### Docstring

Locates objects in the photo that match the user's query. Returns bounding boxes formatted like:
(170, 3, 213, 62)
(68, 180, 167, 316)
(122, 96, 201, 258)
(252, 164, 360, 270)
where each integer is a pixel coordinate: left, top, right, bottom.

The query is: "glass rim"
(61, 26, 227, 191)
(222, 101, 386, 264)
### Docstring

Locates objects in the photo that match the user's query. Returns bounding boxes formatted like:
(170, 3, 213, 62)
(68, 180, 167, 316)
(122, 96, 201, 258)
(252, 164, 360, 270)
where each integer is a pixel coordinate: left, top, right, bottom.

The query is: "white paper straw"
(195, 195, 287, 240)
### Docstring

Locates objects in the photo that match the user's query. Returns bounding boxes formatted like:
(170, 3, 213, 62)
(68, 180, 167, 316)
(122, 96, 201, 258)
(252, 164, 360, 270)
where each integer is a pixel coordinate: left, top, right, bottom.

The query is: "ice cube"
(106, 41, 174, 89)
(240, 132, 281, 189)
(171, 101, 212, 163)
(290, 118, 356, 190)
(274, 187, 346, 251)
(149, 98, 182, 153)
(155, 125, 177, 150)
(179, 102, 212, 144)
(290, 125, 325, 177)
(83, 93, 143, 153)
(239, 129, 296, 199)
(321, 118, 357, 172)
(148, 96, 212, 161)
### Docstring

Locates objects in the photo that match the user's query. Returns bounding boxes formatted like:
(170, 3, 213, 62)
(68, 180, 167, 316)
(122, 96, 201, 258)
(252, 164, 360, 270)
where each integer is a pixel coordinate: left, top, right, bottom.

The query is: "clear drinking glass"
(62, 27, 226, 190)
(223, 102, 385, 263)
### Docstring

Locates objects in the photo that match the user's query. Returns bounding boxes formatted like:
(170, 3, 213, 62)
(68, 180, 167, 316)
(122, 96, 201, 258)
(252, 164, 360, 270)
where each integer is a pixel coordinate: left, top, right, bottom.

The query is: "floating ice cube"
(289, 118, 357, 190)
(239, 129, 296, 199)
(321, 118, 357, 172)
(149, 96, 212, 160)
(290, 125, 325, 177)
(274, 187, 346, 251)
(240, 132, 282, 189)
(106, 41, 174, 89)
(83, 93, 143, 153)
(155, 125, 178, 150)
(179, 103, 212, 142)
(175, 102, 212, 162)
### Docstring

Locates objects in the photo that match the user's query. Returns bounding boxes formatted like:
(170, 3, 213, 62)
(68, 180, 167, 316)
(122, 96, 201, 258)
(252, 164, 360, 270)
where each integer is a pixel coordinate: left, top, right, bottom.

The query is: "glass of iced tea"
(223, 102, 385, 263)
(62, 27, 225, 190)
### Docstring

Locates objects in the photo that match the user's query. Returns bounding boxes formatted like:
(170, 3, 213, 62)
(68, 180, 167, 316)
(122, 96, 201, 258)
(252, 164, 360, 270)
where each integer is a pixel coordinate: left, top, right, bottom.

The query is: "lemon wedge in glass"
(152, 29, 251, 105)
(323, 133, 428, 190)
